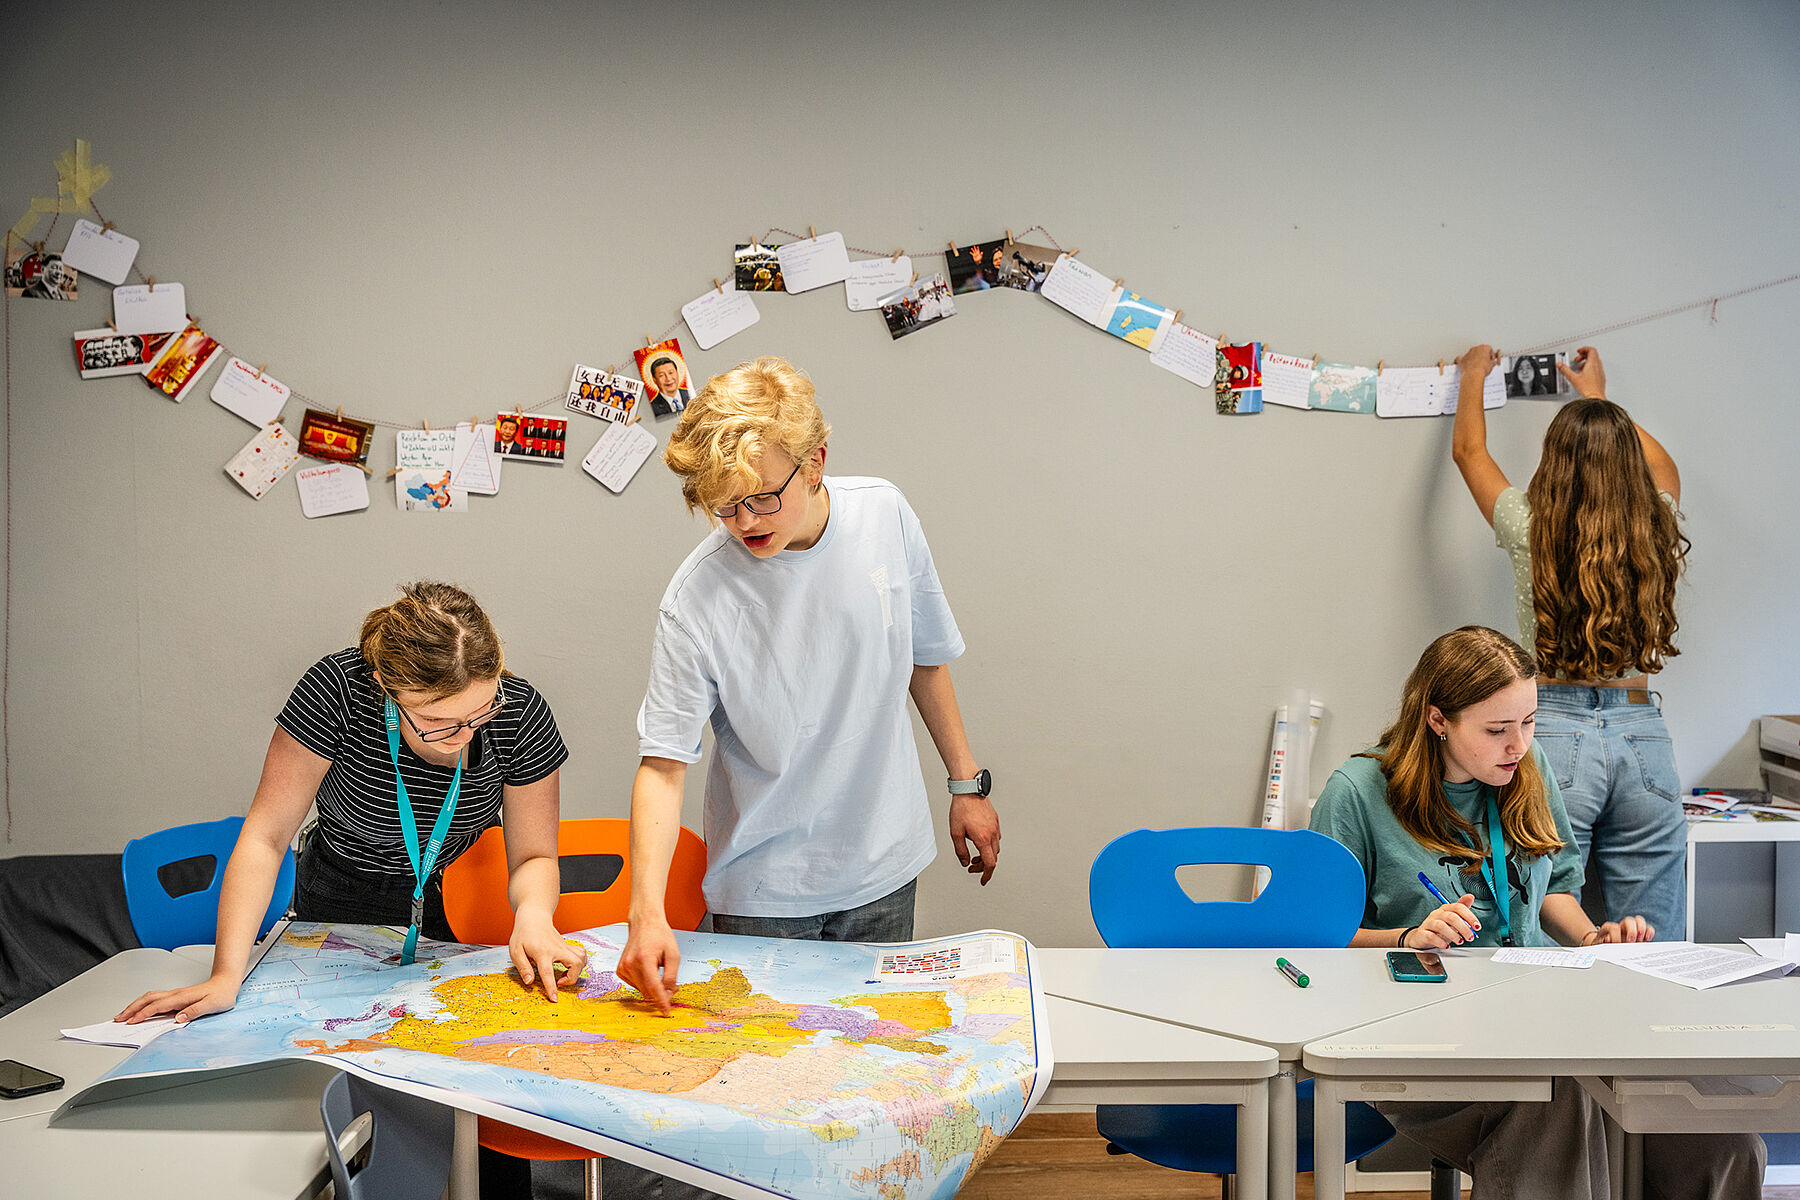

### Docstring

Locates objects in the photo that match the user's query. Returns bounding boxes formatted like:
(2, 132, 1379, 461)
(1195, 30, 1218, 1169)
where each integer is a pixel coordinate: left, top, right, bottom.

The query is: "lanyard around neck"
(1475, 791, 1514, 947)
(385, 696, 463, 965)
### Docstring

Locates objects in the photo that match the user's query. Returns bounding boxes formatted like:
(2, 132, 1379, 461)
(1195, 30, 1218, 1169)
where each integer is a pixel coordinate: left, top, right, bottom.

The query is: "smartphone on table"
(0, 1059, 64, 1098)
(1385, 950, 1448, 983)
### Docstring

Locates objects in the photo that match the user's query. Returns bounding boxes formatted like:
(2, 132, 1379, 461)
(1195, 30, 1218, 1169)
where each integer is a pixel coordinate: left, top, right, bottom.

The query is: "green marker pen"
(1275, 957, 1309, 988)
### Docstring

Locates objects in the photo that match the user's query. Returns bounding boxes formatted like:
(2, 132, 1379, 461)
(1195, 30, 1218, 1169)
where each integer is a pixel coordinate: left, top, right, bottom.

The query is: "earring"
(1438, 732, 1447, 742)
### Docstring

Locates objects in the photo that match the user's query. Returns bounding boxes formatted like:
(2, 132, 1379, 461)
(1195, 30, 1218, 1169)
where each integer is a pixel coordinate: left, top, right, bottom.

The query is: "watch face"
(975, 768, 991, 796)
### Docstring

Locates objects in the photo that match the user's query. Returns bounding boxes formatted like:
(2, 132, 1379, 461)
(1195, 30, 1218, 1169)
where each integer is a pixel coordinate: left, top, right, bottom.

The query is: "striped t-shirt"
(276, 649, 568, 877)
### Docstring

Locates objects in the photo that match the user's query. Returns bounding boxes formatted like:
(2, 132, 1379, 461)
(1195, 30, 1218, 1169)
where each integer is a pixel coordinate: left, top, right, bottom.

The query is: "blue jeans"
(710, 878, 917, 942)
(1533, 685, 1688, 939)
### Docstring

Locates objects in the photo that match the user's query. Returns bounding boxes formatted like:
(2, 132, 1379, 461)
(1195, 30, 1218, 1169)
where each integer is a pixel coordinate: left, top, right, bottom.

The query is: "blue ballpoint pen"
(1417, 871, 1452, 906)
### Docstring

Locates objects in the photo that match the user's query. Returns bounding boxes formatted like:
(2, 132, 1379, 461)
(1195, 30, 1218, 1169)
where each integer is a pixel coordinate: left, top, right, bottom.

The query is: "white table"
(1305, 956, 1800, 1200)
(0, 948, 333, 1199)
(5, 947, 1279, 1200)
(1037, 946, 1551, 1200)
(1685, 815, 1800, 939)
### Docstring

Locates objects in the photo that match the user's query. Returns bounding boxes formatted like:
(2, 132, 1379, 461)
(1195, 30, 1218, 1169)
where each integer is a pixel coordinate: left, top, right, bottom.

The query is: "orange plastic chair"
(440, 817, 707, 1196)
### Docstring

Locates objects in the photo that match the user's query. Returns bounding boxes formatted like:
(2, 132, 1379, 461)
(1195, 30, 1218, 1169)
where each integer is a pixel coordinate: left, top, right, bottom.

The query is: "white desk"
(1685, 816, 1800, 939)
(0, 948, 333, 1199)
(1037, 946, 1550, 1200)
(6, 948, 1278, 1200)
(1305, 957, 1800, 1200)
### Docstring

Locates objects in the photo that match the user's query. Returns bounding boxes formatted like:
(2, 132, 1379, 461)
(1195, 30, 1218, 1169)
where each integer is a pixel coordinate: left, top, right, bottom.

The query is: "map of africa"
(74, 924, 1050, 1200)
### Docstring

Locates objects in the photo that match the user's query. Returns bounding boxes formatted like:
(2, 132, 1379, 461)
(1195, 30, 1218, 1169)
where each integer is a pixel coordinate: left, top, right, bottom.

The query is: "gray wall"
(3, 1, 1797, 948)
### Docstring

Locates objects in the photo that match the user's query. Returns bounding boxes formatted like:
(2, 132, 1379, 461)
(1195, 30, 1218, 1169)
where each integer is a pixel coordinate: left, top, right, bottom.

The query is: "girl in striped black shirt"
(119, 581, 583, 1025)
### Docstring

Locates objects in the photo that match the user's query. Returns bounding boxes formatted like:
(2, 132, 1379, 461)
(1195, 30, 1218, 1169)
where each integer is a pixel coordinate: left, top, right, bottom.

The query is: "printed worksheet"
(1590, 941, 1796, 989)
(775, 231, 851, 292)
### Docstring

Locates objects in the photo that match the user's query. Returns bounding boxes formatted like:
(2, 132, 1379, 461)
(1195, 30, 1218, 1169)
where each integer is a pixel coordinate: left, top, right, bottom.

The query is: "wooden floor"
(960, 1114, 1800, 1199)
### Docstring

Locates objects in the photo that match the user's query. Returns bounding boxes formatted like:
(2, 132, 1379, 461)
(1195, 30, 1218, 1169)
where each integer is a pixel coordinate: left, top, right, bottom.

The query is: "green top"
(1309, 745, 1583, 947)
(1491, 485, 1677, 664)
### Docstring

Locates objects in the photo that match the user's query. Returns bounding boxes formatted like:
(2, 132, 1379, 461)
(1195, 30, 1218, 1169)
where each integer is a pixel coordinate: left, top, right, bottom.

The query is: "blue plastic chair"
(120, 816, 294, 950)
(1088, 826, 1397, 1186)
(320, 1071, 454, 1200)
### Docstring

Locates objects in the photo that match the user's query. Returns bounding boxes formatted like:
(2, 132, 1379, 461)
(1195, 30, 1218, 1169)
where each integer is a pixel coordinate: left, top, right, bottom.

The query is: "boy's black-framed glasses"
(712, 461, 803, 519)
(387, 689, 506, 742)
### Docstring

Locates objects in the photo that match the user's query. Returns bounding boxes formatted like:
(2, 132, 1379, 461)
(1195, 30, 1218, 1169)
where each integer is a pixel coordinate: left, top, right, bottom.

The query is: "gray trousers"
(1378, 1077, 1766, 1200)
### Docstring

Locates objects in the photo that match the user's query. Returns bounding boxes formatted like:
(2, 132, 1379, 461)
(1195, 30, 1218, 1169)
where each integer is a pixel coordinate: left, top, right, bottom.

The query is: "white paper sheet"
(296, 463, 370, 518)
(1491, 947, 1597, 968)
(224, 424, 300, 499)
(1441, 365, 1506, 414)
(1589, 941, 1795, 989)
(681, 282, 761, 350)
(775, 231, 852, 292)
(59, 218, 140, 285)
(582, 421, 657, 493)
(112, 282, 187, 334)
(210, 357, 290, 426)
(1260, 351, 1317, 410)
(395, 429, 466, 512)
(1148, 322, 1220, 387)
(451, 423, 502, 495)
(61, 1016, 182, 1048)
(1040, 254, 1113, 327)
(844, 257, 913, 311)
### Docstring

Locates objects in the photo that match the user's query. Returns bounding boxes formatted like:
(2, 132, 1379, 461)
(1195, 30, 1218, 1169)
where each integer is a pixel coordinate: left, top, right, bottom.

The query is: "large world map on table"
(69, 924, 1051, 1200)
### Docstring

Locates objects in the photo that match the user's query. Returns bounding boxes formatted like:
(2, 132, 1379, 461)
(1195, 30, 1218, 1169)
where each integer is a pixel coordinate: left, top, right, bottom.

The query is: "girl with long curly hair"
(1451, 343, 1690, 938)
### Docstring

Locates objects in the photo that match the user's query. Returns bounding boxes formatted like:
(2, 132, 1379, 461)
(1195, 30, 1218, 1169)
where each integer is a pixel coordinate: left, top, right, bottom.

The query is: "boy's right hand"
(116, 976, 240, 1025)
(617, 919, 680, 1016)
(1411, 894, 1481, 949)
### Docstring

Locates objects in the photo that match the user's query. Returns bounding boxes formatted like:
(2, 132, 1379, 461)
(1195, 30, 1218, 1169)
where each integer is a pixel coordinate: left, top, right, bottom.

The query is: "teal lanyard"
(1475, 792, 1514, 947)
(385, 697, 462, 965)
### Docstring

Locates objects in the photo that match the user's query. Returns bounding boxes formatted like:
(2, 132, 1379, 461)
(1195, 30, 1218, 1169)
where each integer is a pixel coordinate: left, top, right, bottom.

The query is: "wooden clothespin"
(147, 275, 156, 292)
(1066, 247, 1080, 258)
(1005, 228, 1014, 244)
(1219, 335, 1230, 348)
(1172, 309, 1183, 325)
(910, 271, 918, 285)
(1113, 277, 1124, 289)
(386, 466, 403, 479)
(99, 220, 116, 235)
(808, 225, 817, 241)
(713, 277, 723, 294)
(470, 414, 480, 428)
(1376, 359, 1385, 376)
(606, 365, 617, 379)
(422, 418, 431, 433)
(515, 403, 523, 414)
(947, 240, 959, 256)
(890, 248, 903, 263)
(1437, 359, 1445, 375)
(106, 318, 117, 332)
(355, 462, 371, 476)
(255, 363, 267, 379)
(336, 405, 344, 421)
(32, 240, 45, 255)
(645, 334, 656, 347)
(1310, 352, 1320, 369)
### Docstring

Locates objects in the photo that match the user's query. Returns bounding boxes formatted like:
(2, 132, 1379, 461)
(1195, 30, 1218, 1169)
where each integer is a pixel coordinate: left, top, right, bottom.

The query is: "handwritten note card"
(296, 463, 370, 518)
(112, 282, 187, 334)
(681, 282, 761, 350)
(1260, 352, 1317, 410)
(1441, 366, 1506, 414)
(844, 257, 913, 311)
(395, 429, 466, 512)
(776, 232, 852, 293)
(1148, 322, 1220, 387)
(224, 424, 300, 499)
(582, 420, 657, 493)
(451, 423, 501, 495)
(1040, 254, 1113, 327)
(59, 218, 139, 285)
(210, 358, 290, 426)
